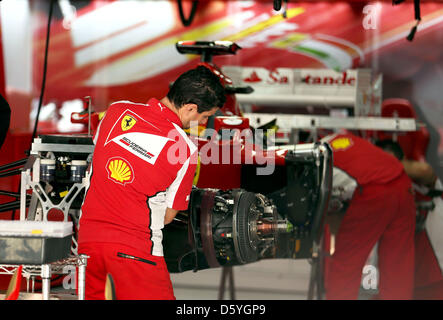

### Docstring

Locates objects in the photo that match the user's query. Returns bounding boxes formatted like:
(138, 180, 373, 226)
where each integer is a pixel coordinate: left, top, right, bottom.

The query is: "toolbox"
(0, 221, 73, 264)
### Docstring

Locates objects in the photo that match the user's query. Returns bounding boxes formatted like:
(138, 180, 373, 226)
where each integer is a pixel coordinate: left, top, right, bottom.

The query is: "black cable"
(0, 190, 20, 198)
(30, 0, 55, 148)
(3, 0, 54, 220)
(177, 0, 198, 27)
(406, 0, 421, 42)
(0, 199, 30, 213)
(0, 168, 22, 178)
(8, 0, 54, 221)
(274, 0, 283, 11)
(413, 0, 421, 20)
(0, 158, 27, 172)
(392, 0, 421, 42)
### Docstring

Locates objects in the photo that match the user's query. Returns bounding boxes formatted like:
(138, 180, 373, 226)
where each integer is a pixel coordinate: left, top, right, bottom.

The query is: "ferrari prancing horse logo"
(121, 115, 136, 131)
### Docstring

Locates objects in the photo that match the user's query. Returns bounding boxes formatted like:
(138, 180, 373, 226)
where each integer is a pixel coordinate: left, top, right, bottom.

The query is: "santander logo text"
(303, 72, 356, 86)
(244, 70, 290, 84)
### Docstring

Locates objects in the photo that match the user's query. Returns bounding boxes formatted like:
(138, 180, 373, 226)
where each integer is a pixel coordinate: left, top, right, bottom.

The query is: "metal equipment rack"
(0, 255, 88, 300)
(4, 134, 95, 300)
(245, 112, 420, 145)
(20, 135, 94, 222)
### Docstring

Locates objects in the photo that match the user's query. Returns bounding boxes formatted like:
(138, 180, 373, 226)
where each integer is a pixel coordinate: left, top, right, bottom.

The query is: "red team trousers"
(79, 242, 175, 300)
(324, 172, 416, 299)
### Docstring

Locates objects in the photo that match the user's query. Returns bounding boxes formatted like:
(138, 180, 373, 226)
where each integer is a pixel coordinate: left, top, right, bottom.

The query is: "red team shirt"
(323, 132, 404, 190)
(79, 98, 197, 256)
(322, 132, 415, 299)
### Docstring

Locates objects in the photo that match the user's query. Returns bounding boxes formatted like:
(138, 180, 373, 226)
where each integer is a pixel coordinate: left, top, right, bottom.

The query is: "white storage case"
(0, 221, 73, 264)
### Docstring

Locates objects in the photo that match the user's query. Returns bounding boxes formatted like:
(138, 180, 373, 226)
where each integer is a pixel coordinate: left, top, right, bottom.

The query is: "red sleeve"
(165, 150, 198, 210)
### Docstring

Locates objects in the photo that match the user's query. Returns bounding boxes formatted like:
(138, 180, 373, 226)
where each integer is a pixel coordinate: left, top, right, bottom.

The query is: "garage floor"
(3, 258, 380, 300)
(170, 259, 312, 300)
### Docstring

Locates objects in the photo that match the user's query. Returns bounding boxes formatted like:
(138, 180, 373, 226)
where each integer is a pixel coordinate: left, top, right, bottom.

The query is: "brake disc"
(232, 190, 260, 264)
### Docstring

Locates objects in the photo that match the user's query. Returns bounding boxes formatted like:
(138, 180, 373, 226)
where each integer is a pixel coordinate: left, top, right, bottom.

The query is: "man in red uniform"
(78, 66, 226, 300)
(375, 139, 443, 300)
(322, 132, 416, 300)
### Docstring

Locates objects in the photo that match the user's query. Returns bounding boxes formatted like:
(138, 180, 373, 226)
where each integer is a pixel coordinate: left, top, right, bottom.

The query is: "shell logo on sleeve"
(331, 137, 353, 151)
(106, 157, 134, 185)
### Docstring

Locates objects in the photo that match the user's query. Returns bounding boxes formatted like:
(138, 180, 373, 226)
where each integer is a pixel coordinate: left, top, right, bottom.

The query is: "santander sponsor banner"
(295, 69, 358, 96)
(223, 66, 380, 115)
(224, 66, 294, 94)
(301, 70, 356, 85)
(224, 67, 358, 96)
(224, 66, 359, 95)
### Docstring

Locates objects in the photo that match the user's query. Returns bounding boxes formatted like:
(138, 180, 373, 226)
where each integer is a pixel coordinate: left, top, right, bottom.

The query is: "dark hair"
(167, 66, 226, 113)
(375, 139, 404, 160)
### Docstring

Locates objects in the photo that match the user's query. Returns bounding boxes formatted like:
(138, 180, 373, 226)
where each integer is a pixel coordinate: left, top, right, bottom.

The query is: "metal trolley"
(0, 255, 88, 300)
(0, 134, 94, 300)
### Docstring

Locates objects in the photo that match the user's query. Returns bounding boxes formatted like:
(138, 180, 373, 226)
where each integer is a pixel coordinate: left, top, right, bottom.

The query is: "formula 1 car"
(162, 41, 332, 273)
(0, 41, 333, 298)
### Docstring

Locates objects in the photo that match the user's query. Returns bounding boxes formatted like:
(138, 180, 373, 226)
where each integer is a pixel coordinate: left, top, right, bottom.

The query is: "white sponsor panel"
(223, 66, 294, 94)
(112, 132, 172, 165)
(295, 68, 357, 96)
(222, 66, 382, 116)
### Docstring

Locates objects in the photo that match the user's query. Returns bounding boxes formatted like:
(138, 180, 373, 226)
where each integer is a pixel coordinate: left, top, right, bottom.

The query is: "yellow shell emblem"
(184, 125, 207, 137)
(107, 158, 133, 185)
(121, 115, 136, 131)
(331, 137, 352, 151)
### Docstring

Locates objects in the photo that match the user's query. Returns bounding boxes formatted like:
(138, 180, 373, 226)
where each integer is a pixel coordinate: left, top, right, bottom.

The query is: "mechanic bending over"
(322, 132, 416, 300)
(78, 66, 226, 300)
(375, 139, 443, 300)
(375, 139, 437, 188)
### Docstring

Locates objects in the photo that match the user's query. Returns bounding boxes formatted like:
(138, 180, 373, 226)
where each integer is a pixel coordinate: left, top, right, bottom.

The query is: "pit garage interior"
(0, 0, 443, 301)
